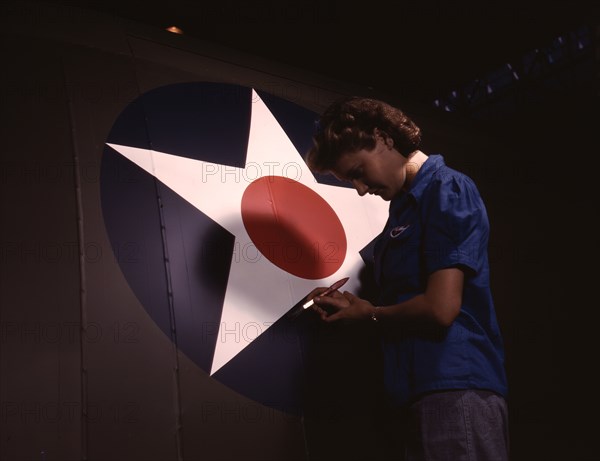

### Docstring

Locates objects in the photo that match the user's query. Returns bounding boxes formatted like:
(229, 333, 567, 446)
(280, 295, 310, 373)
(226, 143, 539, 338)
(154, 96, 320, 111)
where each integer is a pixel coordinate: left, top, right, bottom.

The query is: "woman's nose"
(352, 179, 368, 196)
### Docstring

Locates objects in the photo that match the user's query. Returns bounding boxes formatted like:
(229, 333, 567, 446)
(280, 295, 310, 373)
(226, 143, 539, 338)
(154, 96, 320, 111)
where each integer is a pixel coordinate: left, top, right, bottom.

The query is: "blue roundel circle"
(100, 82, 351, 414)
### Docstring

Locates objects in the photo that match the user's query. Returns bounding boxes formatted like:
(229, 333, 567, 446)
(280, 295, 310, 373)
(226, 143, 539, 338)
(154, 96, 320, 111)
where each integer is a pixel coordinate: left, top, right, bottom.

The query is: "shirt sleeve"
(422, 172, 488, 275)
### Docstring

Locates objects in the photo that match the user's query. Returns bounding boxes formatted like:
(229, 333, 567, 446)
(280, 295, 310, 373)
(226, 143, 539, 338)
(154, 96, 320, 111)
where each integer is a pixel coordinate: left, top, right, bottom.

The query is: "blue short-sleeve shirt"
(373, 154, 507, 406)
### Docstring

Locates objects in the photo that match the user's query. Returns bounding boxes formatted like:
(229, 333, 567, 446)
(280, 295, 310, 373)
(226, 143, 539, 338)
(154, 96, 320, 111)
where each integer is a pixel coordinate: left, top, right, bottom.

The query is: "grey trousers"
(405, 389, 509, 461)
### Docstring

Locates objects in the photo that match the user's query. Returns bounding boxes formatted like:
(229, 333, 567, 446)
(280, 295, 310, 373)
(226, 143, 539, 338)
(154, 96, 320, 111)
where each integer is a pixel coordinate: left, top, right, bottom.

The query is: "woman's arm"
(312, 267, 463, 327)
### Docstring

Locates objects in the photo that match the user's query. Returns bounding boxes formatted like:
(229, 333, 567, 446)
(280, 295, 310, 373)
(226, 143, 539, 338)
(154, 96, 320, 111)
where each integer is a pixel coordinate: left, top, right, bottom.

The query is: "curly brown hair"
(306, 97, 422, 172)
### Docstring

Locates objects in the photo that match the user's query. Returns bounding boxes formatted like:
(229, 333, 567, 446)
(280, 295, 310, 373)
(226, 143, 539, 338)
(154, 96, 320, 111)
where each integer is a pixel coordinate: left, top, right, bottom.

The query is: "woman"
(305, 96, 509, 460)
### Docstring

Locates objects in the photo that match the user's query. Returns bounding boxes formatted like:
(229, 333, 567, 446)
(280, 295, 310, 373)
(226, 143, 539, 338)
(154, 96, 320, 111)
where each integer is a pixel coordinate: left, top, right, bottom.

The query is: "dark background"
(3, 1, 598, 460)
(61, 0, 595, 103)
(47, 0, 598, 102)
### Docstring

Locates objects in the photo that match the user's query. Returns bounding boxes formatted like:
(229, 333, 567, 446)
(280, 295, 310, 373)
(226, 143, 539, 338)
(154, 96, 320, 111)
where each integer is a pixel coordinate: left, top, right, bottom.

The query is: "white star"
(107, 90, 388, 374)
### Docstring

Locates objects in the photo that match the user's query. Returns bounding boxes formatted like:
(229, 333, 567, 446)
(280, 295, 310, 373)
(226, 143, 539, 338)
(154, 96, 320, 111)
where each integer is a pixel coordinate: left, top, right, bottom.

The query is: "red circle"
(241, 176, 347, 279)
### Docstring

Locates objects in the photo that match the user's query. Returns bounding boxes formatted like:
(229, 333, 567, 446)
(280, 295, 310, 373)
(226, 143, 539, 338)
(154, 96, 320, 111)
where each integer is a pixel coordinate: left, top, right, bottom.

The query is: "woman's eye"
(350, 169, 362, 180)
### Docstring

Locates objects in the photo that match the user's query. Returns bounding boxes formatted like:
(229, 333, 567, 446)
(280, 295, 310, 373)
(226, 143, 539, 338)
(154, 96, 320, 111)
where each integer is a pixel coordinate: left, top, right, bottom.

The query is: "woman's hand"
(309, 290, 375, 322)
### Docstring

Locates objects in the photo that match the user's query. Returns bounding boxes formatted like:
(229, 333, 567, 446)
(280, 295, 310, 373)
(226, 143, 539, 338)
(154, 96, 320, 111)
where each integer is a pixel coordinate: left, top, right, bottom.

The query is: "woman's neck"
(403, 150, 428, 190)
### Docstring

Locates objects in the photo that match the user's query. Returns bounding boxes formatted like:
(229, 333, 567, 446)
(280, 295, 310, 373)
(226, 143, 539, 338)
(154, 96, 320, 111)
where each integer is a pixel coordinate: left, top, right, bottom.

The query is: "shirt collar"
(405, 154, 445, 203)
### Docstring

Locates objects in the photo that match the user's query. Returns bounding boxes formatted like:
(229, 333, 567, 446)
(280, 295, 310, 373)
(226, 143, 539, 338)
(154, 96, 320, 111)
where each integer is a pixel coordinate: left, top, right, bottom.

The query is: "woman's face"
(331, 136, 408, 201)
